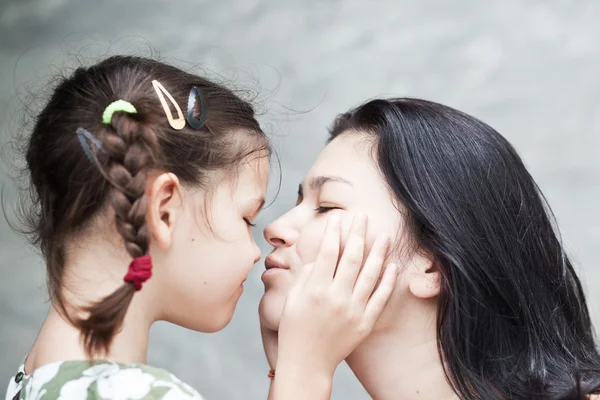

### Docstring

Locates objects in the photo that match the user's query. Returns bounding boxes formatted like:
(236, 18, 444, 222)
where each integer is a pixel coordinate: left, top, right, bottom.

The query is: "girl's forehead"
(223, 154, 270, 195)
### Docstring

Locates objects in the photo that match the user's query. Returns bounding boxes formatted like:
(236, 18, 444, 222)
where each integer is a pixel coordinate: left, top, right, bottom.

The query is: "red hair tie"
(123, 255, 153, 291)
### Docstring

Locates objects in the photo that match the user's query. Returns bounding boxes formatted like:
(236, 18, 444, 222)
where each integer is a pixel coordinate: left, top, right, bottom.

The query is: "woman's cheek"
(296, 212, 358, 265)
(296, 220, 327, 264)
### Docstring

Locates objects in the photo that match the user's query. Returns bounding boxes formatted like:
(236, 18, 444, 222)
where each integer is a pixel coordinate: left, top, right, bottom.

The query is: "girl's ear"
(146, 172, 182, 250)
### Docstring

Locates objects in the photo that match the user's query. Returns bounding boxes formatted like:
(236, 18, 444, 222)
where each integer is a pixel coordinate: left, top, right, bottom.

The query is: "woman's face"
(259, 132, 405, 331)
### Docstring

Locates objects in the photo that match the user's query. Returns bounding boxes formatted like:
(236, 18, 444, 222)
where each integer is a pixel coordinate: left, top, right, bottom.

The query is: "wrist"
(276, 356, 335, 384)
(277, 346, 336, 378)
(272, 361, 333, 400)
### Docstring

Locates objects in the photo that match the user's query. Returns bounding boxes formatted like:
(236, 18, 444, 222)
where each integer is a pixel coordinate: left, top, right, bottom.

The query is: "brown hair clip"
(152, 80, 186, 130)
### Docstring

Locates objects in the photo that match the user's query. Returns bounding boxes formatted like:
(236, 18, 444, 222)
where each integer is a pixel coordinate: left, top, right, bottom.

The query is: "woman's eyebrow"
(298, 175, 353, 197)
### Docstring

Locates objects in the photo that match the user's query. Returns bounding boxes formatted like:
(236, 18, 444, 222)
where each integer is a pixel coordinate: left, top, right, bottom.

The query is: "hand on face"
(275, 213, 398, 377)
(259, 134, 405, 372)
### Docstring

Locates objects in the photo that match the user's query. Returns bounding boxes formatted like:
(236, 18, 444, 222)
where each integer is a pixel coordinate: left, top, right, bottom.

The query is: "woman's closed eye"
(315, 206, 342, 214)
(244, 218, 257, 227)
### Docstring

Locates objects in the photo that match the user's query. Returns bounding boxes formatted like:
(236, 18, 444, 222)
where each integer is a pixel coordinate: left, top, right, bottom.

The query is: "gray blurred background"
(1, 1, 599, 399)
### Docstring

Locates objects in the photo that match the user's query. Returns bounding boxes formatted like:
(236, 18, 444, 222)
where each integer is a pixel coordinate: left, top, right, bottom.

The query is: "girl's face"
(150, 153, 269, 332)
(259, 133, 405, 331)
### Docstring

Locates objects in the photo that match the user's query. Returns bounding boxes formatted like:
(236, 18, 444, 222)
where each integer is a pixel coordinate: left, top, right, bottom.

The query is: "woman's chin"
(259, 290, 285, 331)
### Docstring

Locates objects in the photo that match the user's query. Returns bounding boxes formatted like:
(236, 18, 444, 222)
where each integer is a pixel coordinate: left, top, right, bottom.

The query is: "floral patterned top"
(5, 359, 205, 400)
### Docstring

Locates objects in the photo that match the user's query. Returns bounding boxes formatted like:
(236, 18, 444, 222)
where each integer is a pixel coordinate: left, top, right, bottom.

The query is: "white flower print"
(24, 361, 63, 400)
(169, 374, 183, 385)
(5, 377, 21, 400)
(56, 363, 121, 400)
(7, 360, 206, 400)
(161, 386, 203, 400)
(82, 363, 121, 379)
(165, 375, 203, 399)
(154, 376, 203, 399)
(96, 368, 156, 400)
(56, 376, 95, 400)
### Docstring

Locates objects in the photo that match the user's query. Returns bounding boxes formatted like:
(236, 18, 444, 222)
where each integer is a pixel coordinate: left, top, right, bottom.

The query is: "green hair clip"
(102, 99, 137, 124)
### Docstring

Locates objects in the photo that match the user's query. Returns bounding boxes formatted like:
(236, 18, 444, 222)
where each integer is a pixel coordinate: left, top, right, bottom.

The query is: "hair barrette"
(102, 99, 137, 125)
(76, 127, 105, 165)
(186, 85, 208, 129)
(152, 80, 185, 130)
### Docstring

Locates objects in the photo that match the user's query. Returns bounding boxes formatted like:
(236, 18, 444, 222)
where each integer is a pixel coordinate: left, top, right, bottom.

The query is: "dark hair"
(19, 55, 269, 357)
(329, 98, 600, 399)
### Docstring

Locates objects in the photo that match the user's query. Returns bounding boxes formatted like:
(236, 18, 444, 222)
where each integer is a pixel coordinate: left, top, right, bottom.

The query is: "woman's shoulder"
(7, 359, 204, 400)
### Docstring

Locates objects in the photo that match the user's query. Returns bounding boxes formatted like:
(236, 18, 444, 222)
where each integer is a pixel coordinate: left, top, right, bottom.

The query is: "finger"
(297, 263, 314, 289)
(332, 213, 367, 292)
(352, 233, 390, 305)
(363, 263, 399, 327)
(289, 262, 314, 296)
(311, 214, 341, 283)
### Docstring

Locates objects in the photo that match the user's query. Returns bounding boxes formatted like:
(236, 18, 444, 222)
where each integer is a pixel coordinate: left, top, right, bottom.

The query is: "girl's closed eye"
(243, 197, 265, 228)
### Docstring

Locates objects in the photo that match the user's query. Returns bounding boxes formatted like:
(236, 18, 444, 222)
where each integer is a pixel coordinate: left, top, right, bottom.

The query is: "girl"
(5, 56, 398, 400)
(260, 98, 600, 399)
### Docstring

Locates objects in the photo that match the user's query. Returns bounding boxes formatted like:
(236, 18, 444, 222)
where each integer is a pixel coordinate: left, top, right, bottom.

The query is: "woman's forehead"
(308, 134, 376, 179)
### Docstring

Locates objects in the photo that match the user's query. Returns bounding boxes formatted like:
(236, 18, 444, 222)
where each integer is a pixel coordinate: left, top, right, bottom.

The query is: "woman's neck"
(346, 302, 457, 400)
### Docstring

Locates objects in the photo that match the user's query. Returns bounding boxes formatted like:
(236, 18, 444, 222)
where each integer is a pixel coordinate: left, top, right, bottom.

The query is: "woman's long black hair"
(330, 98, 600, 399)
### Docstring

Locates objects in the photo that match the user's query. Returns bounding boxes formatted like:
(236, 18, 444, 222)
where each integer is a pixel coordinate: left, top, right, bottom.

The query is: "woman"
(259, 98, 600, 399)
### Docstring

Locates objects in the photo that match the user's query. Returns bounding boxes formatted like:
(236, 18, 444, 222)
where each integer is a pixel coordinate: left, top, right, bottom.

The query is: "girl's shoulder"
(6, 359, 204, 400)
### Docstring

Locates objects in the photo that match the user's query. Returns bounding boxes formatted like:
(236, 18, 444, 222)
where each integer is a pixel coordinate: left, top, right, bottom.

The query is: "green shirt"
(5, 359, 205, 400)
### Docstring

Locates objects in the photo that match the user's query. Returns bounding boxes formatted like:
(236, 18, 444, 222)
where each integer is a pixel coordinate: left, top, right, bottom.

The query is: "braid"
(77, 112, 160, 357)
(105, 114, 158, 258)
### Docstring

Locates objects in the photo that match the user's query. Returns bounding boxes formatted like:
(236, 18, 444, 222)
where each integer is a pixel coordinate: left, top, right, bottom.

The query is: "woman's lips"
(265, 256, 289, 270)
(262, 256, 290, 284)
